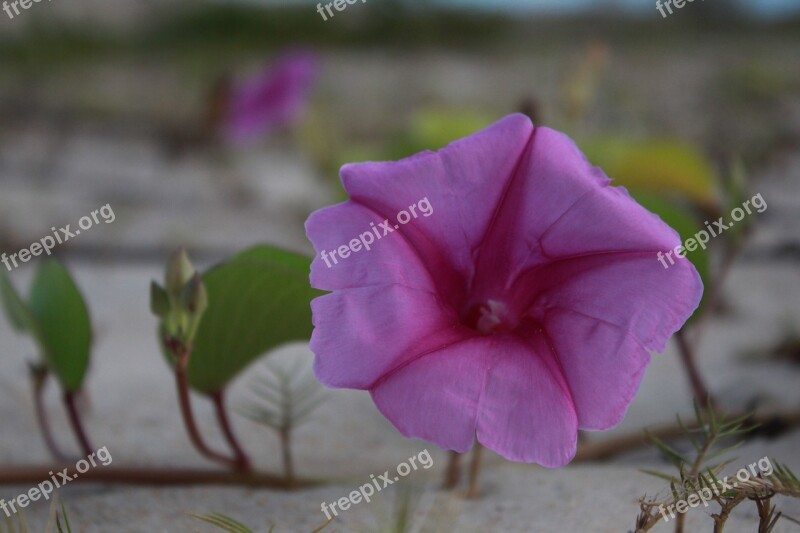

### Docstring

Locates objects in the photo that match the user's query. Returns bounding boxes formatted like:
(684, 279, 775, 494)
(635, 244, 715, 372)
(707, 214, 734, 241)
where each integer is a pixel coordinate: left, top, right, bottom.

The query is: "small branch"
(210, 390, 252, 472)
(0, 466, 319, 488)
(691, 236, 746, 346)
(31, 369, 68, 462)
(173, 343, 239, 469)
(755, 496, 779, 533)
(675, 330, 716, 409)
(443, 451, 462, 490)
(712, 494, 747, 533)
(467, 443, 484, 499)
(63, 391, 93, 457)
(574, 409, 800, 463)
(674, 504, 686, 533)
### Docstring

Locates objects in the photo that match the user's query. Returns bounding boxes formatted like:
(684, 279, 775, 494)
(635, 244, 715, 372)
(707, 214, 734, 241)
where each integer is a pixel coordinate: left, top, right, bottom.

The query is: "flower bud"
(180, 273, 208, 317)
(179, 273, 208, 345)
(150, 281, 170, 318)
(165, 249, 195, 298)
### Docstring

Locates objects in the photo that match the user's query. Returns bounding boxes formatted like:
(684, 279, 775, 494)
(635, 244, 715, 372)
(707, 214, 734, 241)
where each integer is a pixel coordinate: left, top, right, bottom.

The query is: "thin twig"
(63, 392, 93, 457)
(173, 342, 239, 469)
(210, 390, 252, 472)
(32, 369, 68, 462)
(574, 409, 800, 462)
(675, 330, 716, 409)
(467, 443, 484, 499)
(443, 451, 461, 490)
(691, 236, 746, 346)
(0, 466, 319, 488)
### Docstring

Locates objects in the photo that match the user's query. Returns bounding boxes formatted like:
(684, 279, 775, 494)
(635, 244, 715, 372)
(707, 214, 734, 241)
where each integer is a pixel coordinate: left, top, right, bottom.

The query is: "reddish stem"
(443, 451, 461, 490)
(675, 330, 716, 409)
(467, 443, 484, 499)
(32, 371, 68, 462)
(174, 345, 239, 469)
(63, 391, 93, 457)
(0, 466, 313, 488)
(210, 390, 251, 472)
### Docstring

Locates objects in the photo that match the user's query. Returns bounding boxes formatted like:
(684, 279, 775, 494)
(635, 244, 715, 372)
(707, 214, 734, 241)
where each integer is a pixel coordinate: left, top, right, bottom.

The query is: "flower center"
(463, 299, 513, 335)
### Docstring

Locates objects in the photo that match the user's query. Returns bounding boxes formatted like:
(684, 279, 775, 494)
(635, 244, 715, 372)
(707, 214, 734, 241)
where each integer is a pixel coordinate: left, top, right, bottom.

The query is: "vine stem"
(467, 443, 484, 499)
(210, 390, 251, 472)
(173, 342, 239, 469)
(574, 409, 800, 462)
(31, 369, 68, 462)
(443, 451, 462, 489)
(63, 391, 93, 457)
(0, 466, 315, 488)
(675, 330, 716, 409)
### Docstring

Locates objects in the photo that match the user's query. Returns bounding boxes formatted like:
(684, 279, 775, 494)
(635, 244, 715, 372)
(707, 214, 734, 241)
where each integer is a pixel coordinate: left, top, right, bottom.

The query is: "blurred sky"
(255, 0, 800, 17)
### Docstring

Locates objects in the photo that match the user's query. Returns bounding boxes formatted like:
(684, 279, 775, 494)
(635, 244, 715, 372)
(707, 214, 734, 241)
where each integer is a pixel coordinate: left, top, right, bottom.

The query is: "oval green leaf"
(27, 260, 92, 392)
(186, 245, 322, 394)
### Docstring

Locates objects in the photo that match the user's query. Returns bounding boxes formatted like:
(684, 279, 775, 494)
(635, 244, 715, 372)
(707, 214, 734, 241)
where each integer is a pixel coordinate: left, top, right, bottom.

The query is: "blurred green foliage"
(0, 260, 91, 392)
(581, 137, 718, 209)
(184, 245, 322, 394)
(0, 3, 507, 72)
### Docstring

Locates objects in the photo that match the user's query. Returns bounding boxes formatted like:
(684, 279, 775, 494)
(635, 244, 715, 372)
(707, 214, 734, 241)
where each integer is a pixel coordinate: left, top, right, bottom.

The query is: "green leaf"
(581, 137, 718, 208)
(185, 245, 322, 394)
(409, 108, 495, 152)
(27, 260, 92, 392)
(0, 271, 35, 333)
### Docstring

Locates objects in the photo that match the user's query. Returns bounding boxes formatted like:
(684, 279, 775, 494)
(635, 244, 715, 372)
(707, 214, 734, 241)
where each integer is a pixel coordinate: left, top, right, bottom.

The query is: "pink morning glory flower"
(305, 114, 703, 466)
(223, 50, 318, 142)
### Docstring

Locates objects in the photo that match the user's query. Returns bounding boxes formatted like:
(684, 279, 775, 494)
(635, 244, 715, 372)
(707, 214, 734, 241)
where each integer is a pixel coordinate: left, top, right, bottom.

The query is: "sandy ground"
(0, 48, 799, 531)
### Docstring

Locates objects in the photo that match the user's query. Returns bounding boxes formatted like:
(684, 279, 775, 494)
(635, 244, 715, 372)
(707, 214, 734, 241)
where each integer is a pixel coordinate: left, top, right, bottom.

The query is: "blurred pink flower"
(223, 50, 318, 142)
(305, 114, 703, 466)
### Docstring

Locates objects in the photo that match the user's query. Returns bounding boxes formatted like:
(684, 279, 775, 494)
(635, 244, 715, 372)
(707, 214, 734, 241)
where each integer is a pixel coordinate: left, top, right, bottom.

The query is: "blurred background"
(0, 0, 799, 531)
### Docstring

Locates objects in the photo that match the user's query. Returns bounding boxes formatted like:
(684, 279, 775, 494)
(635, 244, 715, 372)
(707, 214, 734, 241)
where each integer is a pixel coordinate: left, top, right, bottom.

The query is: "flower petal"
(311, 285, 464, 389)
(470, 128, 684, 304)
(476, 330, 578, 466)
(529, 253, 702, 351)
(543, 308, 650, 430)
(371, 337, 493, 453)
(225, 51, 317, 141)
(338, 114, 534, 299)
(538, 184, 682, 259)
(306, 201, 435, 292)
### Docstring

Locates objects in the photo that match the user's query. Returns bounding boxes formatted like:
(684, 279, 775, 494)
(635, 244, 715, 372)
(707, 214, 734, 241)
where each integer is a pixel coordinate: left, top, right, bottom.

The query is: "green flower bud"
(150, 281, 170, 318)
(165, 249, 195, 298)
(180, 273, 208, 344)
(180, 273, 208, 317)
